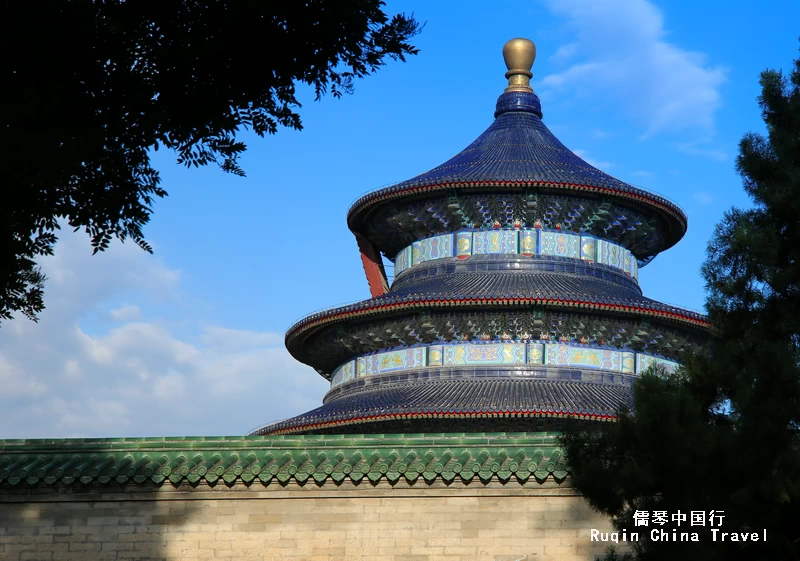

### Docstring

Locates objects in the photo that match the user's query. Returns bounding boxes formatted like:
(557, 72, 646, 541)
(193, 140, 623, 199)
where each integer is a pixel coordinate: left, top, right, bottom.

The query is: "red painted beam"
(354, 233, 389, 297)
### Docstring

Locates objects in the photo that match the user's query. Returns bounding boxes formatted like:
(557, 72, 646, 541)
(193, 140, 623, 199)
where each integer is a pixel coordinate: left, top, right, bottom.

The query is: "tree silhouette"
(2, 0, 421, 322)
(561, 43, 800, 561)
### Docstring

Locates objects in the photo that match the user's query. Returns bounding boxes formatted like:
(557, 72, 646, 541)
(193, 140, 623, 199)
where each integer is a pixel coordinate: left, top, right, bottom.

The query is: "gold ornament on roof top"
(502, 38, 536, 93)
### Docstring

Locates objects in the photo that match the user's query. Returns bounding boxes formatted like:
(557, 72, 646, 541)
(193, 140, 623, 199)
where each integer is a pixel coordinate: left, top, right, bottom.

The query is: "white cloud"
(153, 373, 187, 401)
(0, 356, 48, 398)
(0, 230, 327, 438)
(43, 398, 133, 435)
(64, 359, 82, 380)
(200, 326, 284, 352)
(549, 42, 579, 64)
(540, 0, 727, 137)
(108, 305, 141, 322)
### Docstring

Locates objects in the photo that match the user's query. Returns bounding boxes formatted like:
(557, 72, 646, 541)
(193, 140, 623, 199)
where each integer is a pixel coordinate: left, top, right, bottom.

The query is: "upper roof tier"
(347, 39, 688, 264)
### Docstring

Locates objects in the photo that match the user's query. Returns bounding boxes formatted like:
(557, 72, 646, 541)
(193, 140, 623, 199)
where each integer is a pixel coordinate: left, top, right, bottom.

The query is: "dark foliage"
(561, 44, 800, 560)
(2, 0, 421, 322)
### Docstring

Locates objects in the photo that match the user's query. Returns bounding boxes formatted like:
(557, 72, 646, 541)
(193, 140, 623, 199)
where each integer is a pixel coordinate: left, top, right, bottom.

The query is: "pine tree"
(561, 44, 800, 561)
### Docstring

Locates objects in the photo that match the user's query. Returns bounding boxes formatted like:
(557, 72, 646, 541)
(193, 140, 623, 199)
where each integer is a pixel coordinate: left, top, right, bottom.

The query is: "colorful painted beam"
(331, 340, 679, 388)
(394, 228, 638, 280)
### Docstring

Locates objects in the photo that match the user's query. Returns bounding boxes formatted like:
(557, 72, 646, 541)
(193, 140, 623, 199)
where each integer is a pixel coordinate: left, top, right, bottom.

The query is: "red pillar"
(354, 233, 389, 297)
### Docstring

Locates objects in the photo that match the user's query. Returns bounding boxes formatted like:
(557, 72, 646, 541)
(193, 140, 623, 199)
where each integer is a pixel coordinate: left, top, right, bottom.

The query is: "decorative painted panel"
(444, 343, 525, 366)
(418, 234, 452, 261)
(659, 358, 679, 374)
(342, 361, 356, 382)
(527, 343, 544, 365)
(580, 236, 597, 262)
(329, 341, 681, 388)
(621, 352, 636, 374)
(636, 354, 679, 375)
(411, 241, 424, 267)
(635, 354, 651, 375)
(545, 344, 622, 372)
(394, 228, 638, 280)
(473, 231, 518, 255)
(519, 230, 538, 256)
(601, 240, 623, 269)
(332, 361, 355, 386)
(455, 231, 473, 258)
(427, 345, 444, 366)
(540, 232, 580, 259)
(394, 246, 412, 275)
(365, 347, 425, 375)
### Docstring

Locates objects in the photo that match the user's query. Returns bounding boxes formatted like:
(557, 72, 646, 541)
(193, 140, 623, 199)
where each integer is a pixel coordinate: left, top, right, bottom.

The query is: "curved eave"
(262, 409, 615, 436)
(285, 296, 709, 373)
(348, 180, 688, 247)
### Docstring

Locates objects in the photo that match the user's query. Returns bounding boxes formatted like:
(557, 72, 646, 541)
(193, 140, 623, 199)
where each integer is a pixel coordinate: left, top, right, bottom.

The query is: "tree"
(2, 1, 421, 322)
(561, 45, 800, 561)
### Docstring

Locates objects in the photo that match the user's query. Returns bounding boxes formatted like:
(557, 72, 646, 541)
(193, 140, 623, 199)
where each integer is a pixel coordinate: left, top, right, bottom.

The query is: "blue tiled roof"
(258, 378, 632, 435)
(392, 254, 642, 294)
(348, 91, 686, 232)
(391, 271, 645, 303)
(286, 270, 707, 347)
(397, 93, 632, 189)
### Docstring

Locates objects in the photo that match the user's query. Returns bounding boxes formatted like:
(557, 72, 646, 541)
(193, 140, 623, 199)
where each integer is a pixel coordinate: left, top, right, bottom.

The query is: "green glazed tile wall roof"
(0, 432, 568, 487)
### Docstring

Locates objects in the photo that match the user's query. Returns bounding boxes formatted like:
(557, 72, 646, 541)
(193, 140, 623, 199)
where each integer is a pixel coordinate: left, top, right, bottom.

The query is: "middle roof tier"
(286, 261, 708, 375)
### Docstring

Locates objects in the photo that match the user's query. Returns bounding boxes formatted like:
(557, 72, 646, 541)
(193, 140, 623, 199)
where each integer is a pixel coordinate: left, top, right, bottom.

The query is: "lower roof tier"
(253, 375, 634, 436)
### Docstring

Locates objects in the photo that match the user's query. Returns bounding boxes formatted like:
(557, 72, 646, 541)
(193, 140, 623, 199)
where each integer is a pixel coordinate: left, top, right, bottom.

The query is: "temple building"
(254, 37, 706, 437)
(0, 39, 707, 561)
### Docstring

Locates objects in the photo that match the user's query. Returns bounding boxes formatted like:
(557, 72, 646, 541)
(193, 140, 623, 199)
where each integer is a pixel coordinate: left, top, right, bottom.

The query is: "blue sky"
(1, 0, 798, 438)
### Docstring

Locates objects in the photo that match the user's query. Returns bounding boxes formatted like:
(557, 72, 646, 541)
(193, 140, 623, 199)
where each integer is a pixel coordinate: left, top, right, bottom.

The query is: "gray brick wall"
(0, 480, 616, 561)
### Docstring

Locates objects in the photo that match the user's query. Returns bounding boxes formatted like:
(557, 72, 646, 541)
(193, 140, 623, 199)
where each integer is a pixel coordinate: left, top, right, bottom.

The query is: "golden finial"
(502, 38, 536, 93)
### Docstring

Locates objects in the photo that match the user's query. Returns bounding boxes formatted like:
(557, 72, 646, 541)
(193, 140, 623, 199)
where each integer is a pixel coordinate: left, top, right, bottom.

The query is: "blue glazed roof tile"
(285, 271, 707, 344)
(348, 92, 686, 231)
(258, 379, 632, 435)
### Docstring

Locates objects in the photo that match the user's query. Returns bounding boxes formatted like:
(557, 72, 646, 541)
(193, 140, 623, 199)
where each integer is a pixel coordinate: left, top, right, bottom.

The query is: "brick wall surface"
(0, 480, 616, 561)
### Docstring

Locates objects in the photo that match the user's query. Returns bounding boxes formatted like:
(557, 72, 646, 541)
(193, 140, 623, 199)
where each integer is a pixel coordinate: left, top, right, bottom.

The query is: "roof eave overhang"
(261, 409, 617, 436)
(346, 180, 688, 242)
(285, 296, 709, 375)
